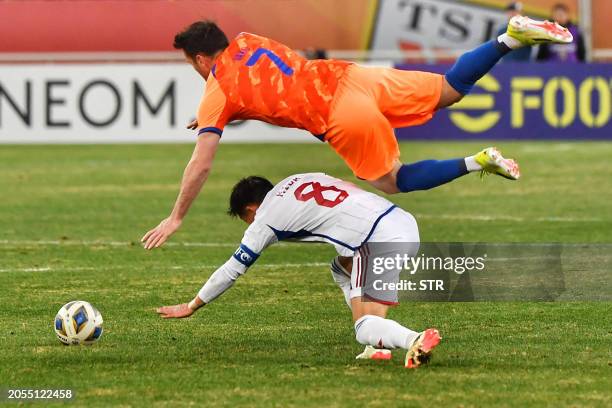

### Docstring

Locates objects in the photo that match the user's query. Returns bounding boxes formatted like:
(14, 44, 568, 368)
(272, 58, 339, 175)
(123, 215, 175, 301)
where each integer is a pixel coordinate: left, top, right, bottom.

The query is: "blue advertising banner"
(394, 63, 612, 140)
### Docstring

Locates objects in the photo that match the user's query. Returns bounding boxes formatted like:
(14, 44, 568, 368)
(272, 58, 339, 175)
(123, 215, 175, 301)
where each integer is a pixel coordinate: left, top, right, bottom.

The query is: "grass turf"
(0, 142, 611, 407)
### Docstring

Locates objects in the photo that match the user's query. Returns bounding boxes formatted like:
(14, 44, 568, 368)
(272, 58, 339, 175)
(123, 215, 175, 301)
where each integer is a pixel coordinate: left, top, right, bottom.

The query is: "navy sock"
(445, 40, 510, 95)
(396, 159, 468, 193)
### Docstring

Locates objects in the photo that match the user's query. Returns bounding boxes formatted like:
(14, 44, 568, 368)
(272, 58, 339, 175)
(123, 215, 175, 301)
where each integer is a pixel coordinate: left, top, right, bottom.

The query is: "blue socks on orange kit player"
(445, 39, 513, 95)
(395, 36, 520, 193)
(396, 159, 469, 193)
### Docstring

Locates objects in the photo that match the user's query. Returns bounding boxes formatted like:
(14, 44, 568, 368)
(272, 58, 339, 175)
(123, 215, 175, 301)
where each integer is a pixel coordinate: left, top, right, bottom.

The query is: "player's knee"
(439, 92, 464, 109)
(438, 79, 465, 109)
(368, 170, 401, 195)
(376, 182, 401, 195)
(447, 93, 464, 107)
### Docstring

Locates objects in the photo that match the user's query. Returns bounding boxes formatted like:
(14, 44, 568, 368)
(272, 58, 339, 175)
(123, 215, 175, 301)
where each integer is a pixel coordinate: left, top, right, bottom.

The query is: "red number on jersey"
(294, 182, 349, 208)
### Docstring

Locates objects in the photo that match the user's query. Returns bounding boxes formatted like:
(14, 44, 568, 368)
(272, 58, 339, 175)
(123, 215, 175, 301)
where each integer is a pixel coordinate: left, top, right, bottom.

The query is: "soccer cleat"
(474, 147, 520, 180)
(405, 328, 441, 369)
(356, 345, 392, 360)
(507, 15, 573, 45)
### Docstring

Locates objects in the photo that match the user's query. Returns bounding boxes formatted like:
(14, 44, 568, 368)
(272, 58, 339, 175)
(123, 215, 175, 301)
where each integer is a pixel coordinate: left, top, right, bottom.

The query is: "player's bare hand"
(156, 303, 194, 319)
(186, 119, 198, 130)
(141, 217, 182, 250)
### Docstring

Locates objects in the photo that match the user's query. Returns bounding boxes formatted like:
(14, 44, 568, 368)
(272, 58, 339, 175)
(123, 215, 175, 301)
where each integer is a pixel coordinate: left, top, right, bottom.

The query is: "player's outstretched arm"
(155, 253, 252, 319)
(141, 133, 221, 250)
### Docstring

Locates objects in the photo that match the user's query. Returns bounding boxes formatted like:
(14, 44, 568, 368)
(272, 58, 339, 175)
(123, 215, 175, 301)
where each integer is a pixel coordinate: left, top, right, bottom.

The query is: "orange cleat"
(405, 328, 442, 369)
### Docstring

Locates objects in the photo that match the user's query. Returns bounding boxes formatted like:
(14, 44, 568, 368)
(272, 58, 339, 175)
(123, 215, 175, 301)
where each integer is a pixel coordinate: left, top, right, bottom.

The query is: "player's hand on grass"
(141, 217, 182, 250)
(156, 303, 194, 319)
(157, 297, 203, 319)
(186, 119, 198, 130)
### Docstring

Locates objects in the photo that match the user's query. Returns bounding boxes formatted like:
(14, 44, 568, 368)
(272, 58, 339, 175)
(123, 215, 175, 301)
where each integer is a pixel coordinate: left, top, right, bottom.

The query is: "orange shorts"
(325, 65, 443, 180)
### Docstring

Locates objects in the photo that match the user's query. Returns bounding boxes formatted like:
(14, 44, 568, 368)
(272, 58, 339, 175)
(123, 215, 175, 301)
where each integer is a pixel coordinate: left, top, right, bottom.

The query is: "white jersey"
(243, 173, 396, 257)
(197, 173, 397, 304)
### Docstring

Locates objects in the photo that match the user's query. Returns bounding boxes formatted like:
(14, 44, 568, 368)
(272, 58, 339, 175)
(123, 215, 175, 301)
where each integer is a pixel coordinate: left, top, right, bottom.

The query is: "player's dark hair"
(228, 176, 274, 218)
(173, 20, 229, 58)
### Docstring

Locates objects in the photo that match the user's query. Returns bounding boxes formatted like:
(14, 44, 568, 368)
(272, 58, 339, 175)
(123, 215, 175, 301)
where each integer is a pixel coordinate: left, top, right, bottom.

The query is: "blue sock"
(445, 40, 510, 95)
(396, 159, 468, 193)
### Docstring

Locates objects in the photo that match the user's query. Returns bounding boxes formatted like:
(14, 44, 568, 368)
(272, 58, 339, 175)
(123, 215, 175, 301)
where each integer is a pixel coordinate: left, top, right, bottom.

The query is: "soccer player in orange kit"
(142, 19, 572, 250)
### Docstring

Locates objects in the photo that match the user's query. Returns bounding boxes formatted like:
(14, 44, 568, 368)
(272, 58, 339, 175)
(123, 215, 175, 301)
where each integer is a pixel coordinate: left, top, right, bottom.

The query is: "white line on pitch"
(0, 262, 329, 274)
(0, 240, 310, 248)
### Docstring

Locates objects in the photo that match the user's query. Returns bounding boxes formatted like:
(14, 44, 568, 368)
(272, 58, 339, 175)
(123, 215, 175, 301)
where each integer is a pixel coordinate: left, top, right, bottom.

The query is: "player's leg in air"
(326, 15, 572, 195)
(330, 208, 440, 368)
(376, 16, 573, 194)
(375, 15, 573, 194)
(437, 15, 573, 109)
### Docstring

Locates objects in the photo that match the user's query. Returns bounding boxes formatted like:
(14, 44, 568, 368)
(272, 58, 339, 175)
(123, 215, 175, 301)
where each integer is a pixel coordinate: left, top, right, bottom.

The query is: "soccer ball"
(54, 301, 103, 345)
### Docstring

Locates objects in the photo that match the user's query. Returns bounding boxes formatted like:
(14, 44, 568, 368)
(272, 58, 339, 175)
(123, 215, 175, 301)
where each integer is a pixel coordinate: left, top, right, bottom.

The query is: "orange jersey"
(196, 32, 351, 138)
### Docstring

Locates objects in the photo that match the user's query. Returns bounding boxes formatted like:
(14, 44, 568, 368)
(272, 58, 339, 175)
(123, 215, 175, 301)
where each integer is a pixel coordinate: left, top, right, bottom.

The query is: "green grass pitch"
(0, 142, 611, 407)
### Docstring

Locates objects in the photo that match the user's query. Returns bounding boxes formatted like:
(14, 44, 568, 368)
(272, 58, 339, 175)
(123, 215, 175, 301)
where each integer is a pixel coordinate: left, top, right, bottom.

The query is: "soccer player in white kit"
(155, 173, 441, 368)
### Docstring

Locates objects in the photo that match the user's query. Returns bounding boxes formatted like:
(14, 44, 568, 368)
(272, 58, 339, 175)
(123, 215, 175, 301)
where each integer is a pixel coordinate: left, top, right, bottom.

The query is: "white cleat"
(356, 345, 392, 360)
(508, 15, 573, 45)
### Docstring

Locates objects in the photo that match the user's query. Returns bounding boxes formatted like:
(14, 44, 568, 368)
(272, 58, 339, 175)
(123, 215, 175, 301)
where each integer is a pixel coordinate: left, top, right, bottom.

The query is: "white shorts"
(349, 207, 420, 299)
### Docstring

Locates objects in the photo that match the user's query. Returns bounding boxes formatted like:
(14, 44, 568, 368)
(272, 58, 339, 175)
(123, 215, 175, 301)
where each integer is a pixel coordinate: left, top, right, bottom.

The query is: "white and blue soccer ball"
(54, 301, 103, 345)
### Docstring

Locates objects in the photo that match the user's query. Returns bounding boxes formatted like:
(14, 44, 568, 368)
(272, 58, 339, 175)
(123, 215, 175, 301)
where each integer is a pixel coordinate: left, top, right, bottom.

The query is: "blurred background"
(0, 0, 610, 143)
